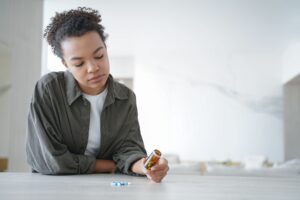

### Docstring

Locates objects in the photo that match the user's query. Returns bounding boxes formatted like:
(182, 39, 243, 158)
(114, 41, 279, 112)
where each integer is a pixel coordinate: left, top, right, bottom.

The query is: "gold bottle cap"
(153, 149, 161, 157)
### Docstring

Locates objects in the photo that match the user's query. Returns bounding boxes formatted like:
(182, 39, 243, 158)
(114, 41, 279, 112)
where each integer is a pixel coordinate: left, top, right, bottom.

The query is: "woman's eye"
(74, 63, 84, 67)
(95, 55, 104, 60)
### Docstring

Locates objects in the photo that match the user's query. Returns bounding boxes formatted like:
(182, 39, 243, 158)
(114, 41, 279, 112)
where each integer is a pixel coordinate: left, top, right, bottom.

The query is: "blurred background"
(0, 0, 300, 172)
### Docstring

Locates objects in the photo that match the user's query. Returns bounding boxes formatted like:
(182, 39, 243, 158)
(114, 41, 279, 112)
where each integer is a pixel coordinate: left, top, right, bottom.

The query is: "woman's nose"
(87, 61, 99, 73)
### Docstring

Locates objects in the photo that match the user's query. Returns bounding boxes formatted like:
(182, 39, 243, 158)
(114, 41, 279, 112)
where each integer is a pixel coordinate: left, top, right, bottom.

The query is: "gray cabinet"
(284, 74, 300, 160)
(0, 44, 12, 160)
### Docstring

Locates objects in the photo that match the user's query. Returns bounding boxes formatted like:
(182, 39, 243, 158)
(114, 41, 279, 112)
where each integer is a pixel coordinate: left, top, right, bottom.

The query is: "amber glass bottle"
(144, 149, 161, 170)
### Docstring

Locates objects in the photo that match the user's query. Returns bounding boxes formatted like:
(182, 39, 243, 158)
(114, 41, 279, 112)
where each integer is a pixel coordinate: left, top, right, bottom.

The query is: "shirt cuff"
(77, 154, 96, 174)
(124, 153, 146, 176)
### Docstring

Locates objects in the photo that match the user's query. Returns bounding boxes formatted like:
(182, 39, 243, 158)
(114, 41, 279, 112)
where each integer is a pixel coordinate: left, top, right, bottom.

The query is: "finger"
(151, 168, 168, 177)
(148, 168, 168, 180)
(149, 172, 167, 183)
(151, 161, 168, 171)
(150, 166, 167, 174)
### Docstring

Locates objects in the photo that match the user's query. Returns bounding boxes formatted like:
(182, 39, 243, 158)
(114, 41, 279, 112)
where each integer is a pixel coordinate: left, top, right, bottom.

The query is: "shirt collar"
(64, 70, 82, 105)
(64, 71, 128, 106)
(104, 74, 129, 108)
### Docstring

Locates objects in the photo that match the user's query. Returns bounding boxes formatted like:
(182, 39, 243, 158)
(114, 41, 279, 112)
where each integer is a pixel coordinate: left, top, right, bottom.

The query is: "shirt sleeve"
(26, 81, 96, 175)
(112, 92, 147, 175)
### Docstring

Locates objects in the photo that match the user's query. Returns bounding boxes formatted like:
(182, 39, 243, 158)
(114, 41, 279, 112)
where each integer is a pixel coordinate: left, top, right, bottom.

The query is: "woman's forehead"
(61, 32, 105, 57)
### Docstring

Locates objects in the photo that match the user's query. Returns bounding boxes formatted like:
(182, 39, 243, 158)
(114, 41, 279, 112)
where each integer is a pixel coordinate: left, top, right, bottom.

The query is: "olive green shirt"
(26, 71, 147, 175)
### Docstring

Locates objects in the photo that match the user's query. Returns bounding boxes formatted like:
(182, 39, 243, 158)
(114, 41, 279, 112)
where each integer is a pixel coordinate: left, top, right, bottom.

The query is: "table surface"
(0, 172, 300, 200)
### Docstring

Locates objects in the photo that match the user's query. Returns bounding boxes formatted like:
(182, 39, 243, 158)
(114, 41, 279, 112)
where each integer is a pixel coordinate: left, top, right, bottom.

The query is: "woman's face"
(61, 31, 110, 95)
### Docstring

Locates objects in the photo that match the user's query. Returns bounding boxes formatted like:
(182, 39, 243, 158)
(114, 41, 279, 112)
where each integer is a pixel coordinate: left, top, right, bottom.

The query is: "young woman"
(26, 7, 168, 182)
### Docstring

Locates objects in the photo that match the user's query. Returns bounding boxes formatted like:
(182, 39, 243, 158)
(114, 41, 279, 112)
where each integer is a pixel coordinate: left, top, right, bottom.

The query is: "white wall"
(281, 0, 300, 83)
(44, 0, 300, 162)
(0, 0, 43, 171)
(282, 42, 300, 83)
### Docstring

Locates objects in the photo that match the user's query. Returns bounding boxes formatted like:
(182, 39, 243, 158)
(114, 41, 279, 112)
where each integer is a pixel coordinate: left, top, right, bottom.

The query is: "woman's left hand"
(132, 157, 169, 183)
(144, 157, 169, 182)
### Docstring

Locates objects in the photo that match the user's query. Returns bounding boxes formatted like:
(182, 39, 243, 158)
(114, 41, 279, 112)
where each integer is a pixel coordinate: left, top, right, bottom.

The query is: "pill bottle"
(144, 149, 161, 170)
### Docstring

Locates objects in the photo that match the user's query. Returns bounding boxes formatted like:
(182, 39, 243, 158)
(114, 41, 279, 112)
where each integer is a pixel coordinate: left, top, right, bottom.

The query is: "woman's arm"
(26, 81, 96, 174)
(111, 93, 147, 175)
(94, 160, 116, 173)
(111, 91, 169, 180)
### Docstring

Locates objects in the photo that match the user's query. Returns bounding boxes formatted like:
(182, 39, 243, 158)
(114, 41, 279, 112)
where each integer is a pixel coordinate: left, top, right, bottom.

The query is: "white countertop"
(0, 172, 300, 200)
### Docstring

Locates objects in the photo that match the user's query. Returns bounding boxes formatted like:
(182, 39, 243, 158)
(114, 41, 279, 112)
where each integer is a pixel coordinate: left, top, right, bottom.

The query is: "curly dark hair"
(44, 7, 108, 59)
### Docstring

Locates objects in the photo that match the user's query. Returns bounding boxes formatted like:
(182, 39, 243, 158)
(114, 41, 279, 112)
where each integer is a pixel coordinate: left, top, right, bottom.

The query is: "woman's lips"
(88, 74, 106, 83)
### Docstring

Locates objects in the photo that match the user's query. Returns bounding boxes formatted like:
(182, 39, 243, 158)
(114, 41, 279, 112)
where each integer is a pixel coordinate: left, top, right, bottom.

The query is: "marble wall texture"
(135, 62, 284, 162)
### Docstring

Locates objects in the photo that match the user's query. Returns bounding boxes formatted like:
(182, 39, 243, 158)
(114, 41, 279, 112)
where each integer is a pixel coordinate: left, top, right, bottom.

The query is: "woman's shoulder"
(33, 71, 66, 97)
(111, 78, 136, 100)
(37, 71, 65, 86)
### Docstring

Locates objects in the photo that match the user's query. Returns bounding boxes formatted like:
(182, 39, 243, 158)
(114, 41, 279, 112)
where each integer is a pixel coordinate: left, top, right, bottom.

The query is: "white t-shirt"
(83, 88, 108, 157)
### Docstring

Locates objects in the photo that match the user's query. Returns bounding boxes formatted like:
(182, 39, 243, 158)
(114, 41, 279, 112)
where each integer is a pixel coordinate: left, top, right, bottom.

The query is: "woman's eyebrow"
(70, 57, 82, 61)
(93, 46, 103, 54)
(70, 46, 104, 61)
